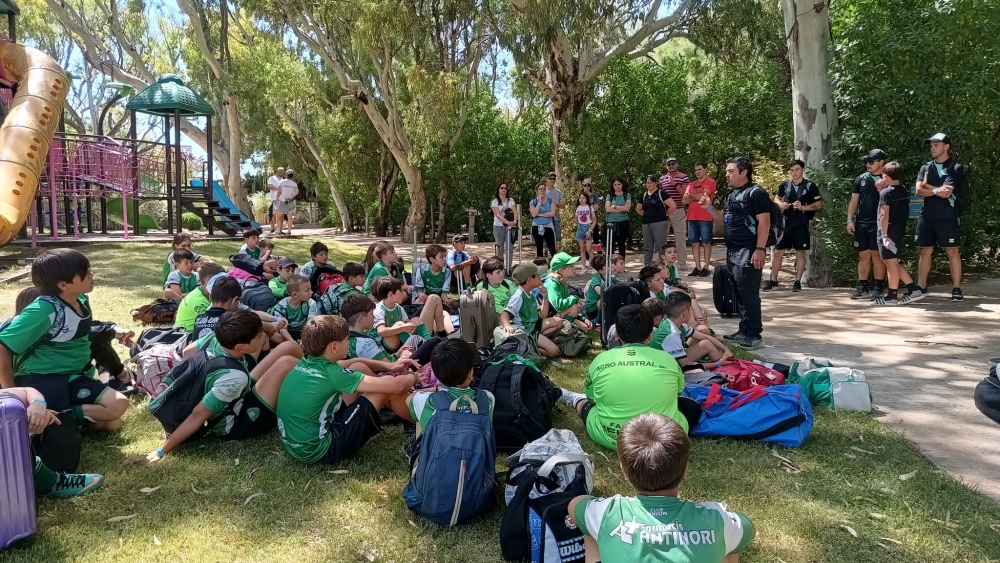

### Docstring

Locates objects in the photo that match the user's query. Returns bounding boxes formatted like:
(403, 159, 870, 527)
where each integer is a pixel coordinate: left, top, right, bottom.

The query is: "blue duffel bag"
(682, 383, 814, 447)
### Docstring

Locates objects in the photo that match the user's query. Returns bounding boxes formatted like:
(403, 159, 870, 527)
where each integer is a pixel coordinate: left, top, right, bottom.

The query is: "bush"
(181, 212, 204, 231)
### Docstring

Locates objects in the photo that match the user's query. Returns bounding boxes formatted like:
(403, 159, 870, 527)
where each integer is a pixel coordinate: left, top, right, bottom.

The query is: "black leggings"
(607, 221, 629, 258)
(532, 225, 556, 257)
(580, 396, 702, 434)
(90, 322, 124, 376)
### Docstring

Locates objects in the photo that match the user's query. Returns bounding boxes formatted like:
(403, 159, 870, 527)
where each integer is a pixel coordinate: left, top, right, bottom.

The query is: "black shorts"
(775, 223, 810, 251)
(17, 373, 111, 412)
(579, 400, 595, 424)
(222, 391, 277, 441)
(318, 396, 383, 464)
(877, 232, 904, 261)
(915, 217, 961, 248)
(853, 224, 878, 252)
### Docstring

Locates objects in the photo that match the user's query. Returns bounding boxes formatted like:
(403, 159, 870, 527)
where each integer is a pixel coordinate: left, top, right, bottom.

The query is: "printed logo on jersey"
(610, 518, 718, 547)
(76, 388, 91, 400)
(247, 407, 261, 422)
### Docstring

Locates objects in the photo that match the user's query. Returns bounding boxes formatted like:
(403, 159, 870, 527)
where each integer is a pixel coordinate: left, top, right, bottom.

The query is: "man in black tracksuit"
(915, 133, 968, 301)
(846, 149, 889, 300)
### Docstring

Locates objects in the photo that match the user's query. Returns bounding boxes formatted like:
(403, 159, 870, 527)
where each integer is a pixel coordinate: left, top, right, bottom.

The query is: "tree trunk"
(375, 165, 399, 237)
(400, 165, 426, 242)
(783, 0, 837, 287)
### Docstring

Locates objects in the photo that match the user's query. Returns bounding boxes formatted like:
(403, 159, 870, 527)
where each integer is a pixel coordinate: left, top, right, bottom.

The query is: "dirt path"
(328, 231, 1000, 502)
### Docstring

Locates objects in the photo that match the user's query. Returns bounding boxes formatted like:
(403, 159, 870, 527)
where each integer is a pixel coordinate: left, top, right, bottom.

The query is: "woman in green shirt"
(604, 178, 632, 258)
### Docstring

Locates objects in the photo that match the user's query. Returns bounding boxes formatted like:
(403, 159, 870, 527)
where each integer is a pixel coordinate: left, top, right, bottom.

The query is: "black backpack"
(728, 185, 785, 247)
(241, 281, 276, 312)
(600, 280, 645, 348)
(500, 462, 590, 562)
(975, 366, 1000, 425)
(712, 266, 740, 318)
(230, 254, 264, 276)
(130, 326, 191, 357)
(148, 351, 247, 435)
(473, 359, 562, 451)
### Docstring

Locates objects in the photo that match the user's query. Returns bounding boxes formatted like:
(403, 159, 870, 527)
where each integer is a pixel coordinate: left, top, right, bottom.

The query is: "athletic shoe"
(792, 281, 802, 292)
(740, 336, 764, 350)
(44, 472, 104, 498)
(869, 289, 884, 302)
(762, 280, 779, 291)
(699, 268, 711, 277)
(899, 289, 926, 305)
(850, 285, 869, 299)
(723, 331, 747, 342)
(951, 288, 964, 301)
(689, 268, 701, 277)
(106, 376, 137, 397)
(558, 389, 587, 409)
(871, 296, 897, 306)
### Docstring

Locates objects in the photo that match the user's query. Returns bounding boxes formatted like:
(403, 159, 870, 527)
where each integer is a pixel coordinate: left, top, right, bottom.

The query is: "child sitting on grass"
(269, 275, 318, 341)
(163, 249, 199, 301)
(0, 249, 129, 432)
(174, 262, 226, 331)
(372, 277, 450, 351)
(163, 232, 202, 284)
(146, 310, 296, 461)
(569, 413, 755, 562)
(475, 256, 516, 315)
(341, 294, 439, 370)
(276, 315, 417, 465)
(319, 261, 365, 316)
(545, 252, 593, 332)
(660, 243, 709, 326)
(639, 265, 668, 300)
(500, 263, 560, 358)
(654, 292, 733, 372)
(414, 244, 453, 307)
(406, 338, 493, 436)
(193, 275, 287, 342)
(238, 228, 264, 260)
(363, 241, 411, 295)
(269, 257, 297, 298)
(299, 241, 332, 280)
(583, 252, 607, 326)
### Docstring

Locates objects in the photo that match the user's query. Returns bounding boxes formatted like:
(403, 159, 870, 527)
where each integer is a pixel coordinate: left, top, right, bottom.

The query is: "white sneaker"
(558, 389, 587, 409)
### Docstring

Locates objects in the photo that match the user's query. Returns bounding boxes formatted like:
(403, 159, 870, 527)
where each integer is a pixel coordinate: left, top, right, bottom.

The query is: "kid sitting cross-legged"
(299, 241, 333, 280)
(269, 275, 318, 341)
(341, 293, 441, 373)
(660, 244, 709, 326)
(500, 263, 560, 358)
(414, 244, 453, 307)
(363, 241, 410, 295)
(276, 315, 418, 465)
(0, 249, 129, 432)
(372, 276, 450, 352)
(475, 257, 516, 315)
(163, 232, 202, 285)
(145, 310, 296, 461)
(654, 292, 733, 372)
(569, 413, 755, 562)
(545, 252, 593, 332)
(319, 261, 365, 316)
(163, 249, 199, 301)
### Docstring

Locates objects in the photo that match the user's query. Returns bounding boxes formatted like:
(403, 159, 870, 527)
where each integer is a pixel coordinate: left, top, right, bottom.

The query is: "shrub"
(181, 212, 204, 231)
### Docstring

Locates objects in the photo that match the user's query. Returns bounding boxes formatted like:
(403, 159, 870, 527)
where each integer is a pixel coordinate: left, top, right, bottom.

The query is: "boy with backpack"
(299, 241, 332, 280)
(475, 256, 516, 314)
(275, 315, 417, 465)
(569, 413, 755, 562)
(0, 249, 129, 432)
(145, 310, 294, 461)
(403, 338, 496, 526)
(558, 304, 700, 449)
(319, 262, 365, 316)
(269, 275, 319, 341)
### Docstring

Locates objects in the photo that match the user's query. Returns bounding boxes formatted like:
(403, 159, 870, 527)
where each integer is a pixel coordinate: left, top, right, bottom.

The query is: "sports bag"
(402, 391, 496, 526)
(309, 264, 346, 297)
(460, 289, 498, 348)
(0, 393, 36, 549)
(241, 280, 276, 312)
(503, 429, 594, 505)
(128, 327, 191, 398)
(787, 359, 872, 411)
(716, 359, 785, 391)
(474, 355, 562, 450)
(148, 351, 248, 435)
(682, 383, 814, 447)
(130, 326, 191, 357)
(131, 298, 178, 326)
(551, 319, 590, 358)
(492, 327, 545, 369)
(975, 366, 1000, 425)
(500, 435, 593, 562)
(712, 266, 739, 318)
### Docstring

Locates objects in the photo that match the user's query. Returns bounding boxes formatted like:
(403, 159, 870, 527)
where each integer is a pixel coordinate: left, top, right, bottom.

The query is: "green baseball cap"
(550, 252, 581, 272)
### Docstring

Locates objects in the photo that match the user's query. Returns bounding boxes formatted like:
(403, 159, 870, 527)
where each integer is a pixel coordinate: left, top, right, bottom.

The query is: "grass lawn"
(1, 238, 999, 563)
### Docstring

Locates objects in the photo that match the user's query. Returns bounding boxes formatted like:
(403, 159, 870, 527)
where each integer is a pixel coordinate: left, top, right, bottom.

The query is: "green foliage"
(828, 0, 1000, 278)
(181, 211, 204, 231)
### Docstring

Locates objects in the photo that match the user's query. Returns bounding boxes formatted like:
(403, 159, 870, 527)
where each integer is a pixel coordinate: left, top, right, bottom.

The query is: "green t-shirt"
(502, 287, 539, 333)
(650, 318, 687, 360)
(664, 264, 682, 288)
(415, 264, 451, 296)
(175, 289, 210, 331)
(475, 279, 516, 315)
(544, 276, 579, 313)
(584, 274, 603, 313)
(276, 355, 365, 463)
(239, 245, 261, 260)
(269, 298, 318, 333)
(319, 282, 361, 316)
(164, 270, 200, 294)
(573, 495, 754, 561)
(363, 261, 393, 294)
(584, 344, 686, 449)
(163, 250, 202, 284)
(348, 330, 390, 361)
(268, 277, 289, 298)
(374, 301, 430, 342)
(408, 387, 495, 433)
(0, 295, 95, 379)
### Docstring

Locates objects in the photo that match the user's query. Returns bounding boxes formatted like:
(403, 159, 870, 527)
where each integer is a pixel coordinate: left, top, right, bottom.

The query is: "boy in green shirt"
(545, 252, 593, 332)
(0, 249, 129, 431)
(500, 263, 560, 358)
(175, 262, 227, 331)
(639, 265, 668, 301)
(372, 276, 447, 352)
(269, 257, 297, 298)
(163, 248, 199, 301)
(475, 257, 516, 315)
(275, 315, 417, 464)
(238, 227, 264, 260)
(558, 304, 699, 449)
(363, 241, 409, 294)
(414, 244, 453, 306)
(569, 413, 755, 562)
(269, 275, 318, 341)
(583, 252, 607, 324)
(319, 261, 366, 316)
(407, 338, 494, 434)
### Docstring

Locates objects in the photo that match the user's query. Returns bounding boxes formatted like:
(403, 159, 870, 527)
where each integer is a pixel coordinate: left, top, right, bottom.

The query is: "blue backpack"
(682, 383, 814, 447)
(403, 390, 497, 526)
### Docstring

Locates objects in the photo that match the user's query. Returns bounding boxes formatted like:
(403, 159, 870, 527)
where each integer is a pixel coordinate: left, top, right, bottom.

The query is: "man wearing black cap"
(846, 149, 888, 300)
(545, 172, 565, 243)
(915, 133, 968, 301)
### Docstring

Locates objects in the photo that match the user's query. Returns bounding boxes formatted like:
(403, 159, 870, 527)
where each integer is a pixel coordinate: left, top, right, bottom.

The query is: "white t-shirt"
(491, 198, 516, 227)
(659, 318, 687, 360)
(267, 175, 281, 202)
(576, 204, 593, 226)
(278, 178, 298, 202)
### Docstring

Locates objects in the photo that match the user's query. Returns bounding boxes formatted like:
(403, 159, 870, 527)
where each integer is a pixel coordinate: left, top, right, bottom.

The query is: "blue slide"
(190, 179, 260, 230)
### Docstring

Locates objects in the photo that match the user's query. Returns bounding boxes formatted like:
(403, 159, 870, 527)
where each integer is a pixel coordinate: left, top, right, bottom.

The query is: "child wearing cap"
(500, 263, 560, 357)
(544, 252, 593, 332)
(269, 257, 297, 298)
(446, 234, 480, 292)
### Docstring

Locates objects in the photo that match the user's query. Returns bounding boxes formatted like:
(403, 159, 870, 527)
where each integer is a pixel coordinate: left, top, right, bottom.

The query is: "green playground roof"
(0, 1, 19, 15)
(125, 74, 215, 117)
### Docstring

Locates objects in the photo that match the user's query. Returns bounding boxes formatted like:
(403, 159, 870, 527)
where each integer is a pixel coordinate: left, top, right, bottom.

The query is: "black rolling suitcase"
(712, 266, 740, 318)
(599, 229, 643, 347)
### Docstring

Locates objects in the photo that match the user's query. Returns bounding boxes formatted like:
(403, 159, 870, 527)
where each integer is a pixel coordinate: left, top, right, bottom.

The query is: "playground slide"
(105, 197, 160, 234)
(190, 179, 260, 230)
(0, 44, 69, 247)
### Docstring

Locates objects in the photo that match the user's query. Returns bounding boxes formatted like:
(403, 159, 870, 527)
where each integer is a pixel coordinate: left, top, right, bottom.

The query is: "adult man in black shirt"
(719, 156, 771, 350)
(846, 149, 889, 300)
(915, 133, 968, 301)
(764, 159, 823, 292)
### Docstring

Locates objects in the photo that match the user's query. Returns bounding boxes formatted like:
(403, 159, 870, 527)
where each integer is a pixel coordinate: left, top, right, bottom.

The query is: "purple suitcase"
(0, 393, 37, 549)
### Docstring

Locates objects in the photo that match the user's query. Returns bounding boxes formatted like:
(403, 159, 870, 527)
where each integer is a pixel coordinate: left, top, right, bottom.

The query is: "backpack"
(318, 283, 361, 316)
(309, 264, 346, 296)
(728, 185, 785, 248)
(500, 431, 593, 562)
(491, 328, 546, 369)
(230, 254, 264, 276)
(148, 351, 248, 435)
(402, 390, 496, 526)
(241, 280, 276, 312)
(551, 319, 590, 358)
(128, 327, 191, 397)
(130, 326, 191, 357)
(600, 281, 643, 348)
(682, 383, 814, 447)
(716, 359, 785, 391)
(474, 356, 562, 450)
(975, 366, 1000, 425)
(131, 298, 178, 326)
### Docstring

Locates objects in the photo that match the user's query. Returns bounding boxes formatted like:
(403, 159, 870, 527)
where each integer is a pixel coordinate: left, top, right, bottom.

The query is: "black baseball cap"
(862, 149, 887, 162)
(925, 132, 951, 144)
(277, 257, 297, 269)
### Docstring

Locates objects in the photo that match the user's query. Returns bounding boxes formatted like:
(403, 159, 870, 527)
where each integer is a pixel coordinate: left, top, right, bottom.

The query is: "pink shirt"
(658, 171, 689, 208)
(684, 177, 717, 222)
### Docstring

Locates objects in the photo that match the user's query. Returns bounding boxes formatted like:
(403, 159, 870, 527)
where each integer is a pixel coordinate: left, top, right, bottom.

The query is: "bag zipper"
(451, 457, 466, 526)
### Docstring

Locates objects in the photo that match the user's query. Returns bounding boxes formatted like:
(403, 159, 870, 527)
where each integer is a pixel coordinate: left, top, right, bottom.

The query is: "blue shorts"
(687, 220, 713, 244)
(575, 224, 592, 241)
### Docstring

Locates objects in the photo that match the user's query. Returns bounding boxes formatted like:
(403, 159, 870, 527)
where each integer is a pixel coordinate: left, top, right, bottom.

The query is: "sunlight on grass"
(0, 237, 998, 562)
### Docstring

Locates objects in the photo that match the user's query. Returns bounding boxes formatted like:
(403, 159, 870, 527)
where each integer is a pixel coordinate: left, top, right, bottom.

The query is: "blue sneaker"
(44, 472, 104, 498)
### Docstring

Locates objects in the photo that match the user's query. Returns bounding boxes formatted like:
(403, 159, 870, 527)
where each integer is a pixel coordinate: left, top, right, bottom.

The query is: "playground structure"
(0, 2, 257, 248)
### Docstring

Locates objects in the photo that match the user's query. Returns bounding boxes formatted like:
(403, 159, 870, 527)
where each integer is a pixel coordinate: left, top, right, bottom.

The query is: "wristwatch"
(755, 247, 765, 251)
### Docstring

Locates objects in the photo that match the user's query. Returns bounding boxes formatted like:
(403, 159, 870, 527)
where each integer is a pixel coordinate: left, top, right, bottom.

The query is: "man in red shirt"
(658, 157, 690, 270)
(682, 162, 716, 276)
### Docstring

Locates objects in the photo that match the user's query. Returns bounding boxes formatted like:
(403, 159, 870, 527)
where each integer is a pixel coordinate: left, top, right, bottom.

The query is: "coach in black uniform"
(846, 149, 888, 300)
(915, 133, 968, 301)
(764, 159, 822, 292)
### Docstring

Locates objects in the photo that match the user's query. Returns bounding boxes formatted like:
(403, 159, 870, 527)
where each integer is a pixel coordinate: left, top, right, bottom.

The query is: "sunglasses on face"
(582, 183, 591, 187)
(865, 159, 876, 165)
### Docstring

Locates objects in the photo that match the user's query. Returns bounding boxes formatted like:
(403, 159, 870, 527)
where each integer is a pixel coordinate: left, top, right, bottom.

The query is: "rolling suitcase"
(459, 288, 498, 348)
(712, 266, 740, 318)
(599, 229, 643, 347)
(0, 393, 37, 549)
